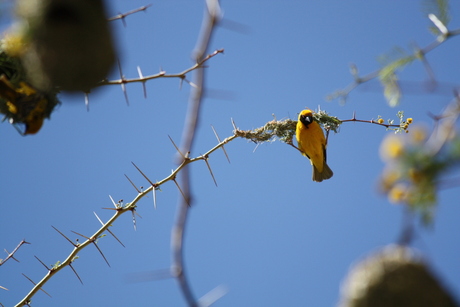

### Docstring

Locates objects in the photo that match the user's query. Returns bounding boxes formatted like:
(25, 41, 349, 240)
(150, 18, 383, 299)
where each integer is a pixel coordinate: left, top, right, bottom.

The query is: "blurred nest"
(0, 44, 60, 135)
(338, 245, 459, 307)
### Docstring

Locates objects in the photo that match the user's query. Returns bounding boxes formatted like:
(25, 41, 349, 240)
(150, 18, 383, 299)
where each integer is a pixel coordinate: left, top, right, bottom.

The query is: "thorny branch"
(13, 132, 236, 306)
(12, 108, 404, 306)
(98, 49, 224, 88)
(0, 240, 30, 267)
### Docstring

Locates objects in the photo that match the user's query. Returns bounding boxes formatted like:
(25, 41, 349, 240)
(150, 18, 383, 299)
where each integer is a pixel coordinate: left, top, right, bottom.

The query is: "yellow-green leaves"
(379, 122, 460, 225)
(378, 48, 416, 107)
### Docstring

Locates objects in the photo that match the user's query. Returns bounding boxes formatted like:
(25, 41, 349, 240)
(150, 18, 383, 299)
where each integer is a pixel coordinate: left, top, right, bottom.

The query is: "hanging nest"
(0, 42, 60, 135)
(15, 0, 116, 92)
(338, 245, 459, 307)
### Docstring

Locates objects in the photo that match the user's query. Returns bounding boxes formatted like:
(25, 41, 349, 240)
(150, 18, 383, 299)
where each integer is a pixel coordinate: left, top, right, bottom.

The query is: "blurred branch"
(108, 4, 153, 25)
(340, 111, 412, 133)
(98, 49, 223, 87)
(172, 0, 222, 305)
(327, 21, 460, 104)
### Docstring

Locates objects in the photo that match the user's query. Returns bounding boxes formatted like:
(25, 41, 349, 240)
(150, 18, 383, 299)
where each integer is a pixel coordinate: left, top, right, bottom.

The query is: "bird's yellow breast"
(296, 110, 326, 172)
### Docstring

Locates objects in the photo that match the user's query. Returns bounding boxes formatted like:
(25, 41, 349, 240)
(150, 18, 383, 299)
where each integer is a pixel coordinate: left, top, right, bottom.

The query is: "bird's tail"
(312, 163, 333, 182)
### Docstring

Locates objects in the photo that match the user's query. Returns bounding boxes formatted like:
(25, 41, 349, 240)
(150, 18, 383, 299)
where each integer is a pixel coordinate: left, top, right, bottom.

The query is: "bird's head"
(298, 109, 314, 128)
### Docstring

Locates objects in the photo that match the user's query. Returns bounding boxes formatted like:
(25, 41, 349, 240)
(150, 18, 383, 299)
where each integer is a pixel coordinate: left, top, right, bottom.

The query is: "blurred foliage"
(379, 119, 460, 224)
(377, 47, 417, 107)
(422, 0, 451, 35)
(327, 0, 456, 107)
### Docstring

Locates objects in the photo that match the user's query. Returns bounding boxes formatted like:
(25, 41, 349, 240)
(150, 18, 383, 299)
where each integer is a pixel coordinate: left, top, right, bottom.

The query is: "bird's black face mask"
(300, 114, 313, 128)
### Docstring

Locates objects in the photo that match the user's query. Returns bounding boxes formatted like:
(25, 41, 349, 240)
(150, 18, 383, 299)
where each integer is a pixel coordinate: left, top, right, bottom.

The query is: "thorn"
(93, 212, 126, 248)
(69, 263, 83, 285)
(188, 80, 198, 89)
(124, 174, 141, 193)
(108, 4, 153, 23)
(211, 125, 230, 163)
(4, 249, 19, 263)
(352, 111, 356, 120)
(131, 162, 156, 187)
(117, 59, 130, 105)
(124, 268, 172, 283)
(428, 14, 449, 36)
(52, 226, 78, 247)
(197, 284, 229, 306)
(142, 4, 153, 12)
(34, 255, 49, 271)
(172, 178, 190, 206)
(131, 209, 138, 231)
(219, 15, 251, 33)
(153, 187, 157, 209)
(168, 135, 186, 159)
(93, 211, 104, 224)
(84, 92, 90, 111)
(203, 156, 218, 186)
(133, 210, 142, 219)
(109, 195, 119, 208)
(0, 285, 9, 291)
(137, 66, 147, 98)
(231, 118, 238, 132)
(22, 273, 52, 297)
(71, 230, 91, 240)
(253, 142, 260, 153)
(92, 242, 110, 267)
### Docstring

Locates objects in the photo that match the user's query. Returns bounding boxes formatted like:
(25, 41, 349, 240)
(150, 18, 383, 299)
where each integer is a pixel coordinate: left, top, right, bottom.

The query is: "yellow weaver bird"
(296, 109, 333, 182)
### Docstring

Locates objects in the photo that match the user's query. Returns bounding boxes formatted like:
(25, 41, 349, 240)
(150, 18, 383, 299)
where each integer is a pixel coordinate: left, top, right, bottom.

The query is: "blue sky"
(1, 1, 460, 306)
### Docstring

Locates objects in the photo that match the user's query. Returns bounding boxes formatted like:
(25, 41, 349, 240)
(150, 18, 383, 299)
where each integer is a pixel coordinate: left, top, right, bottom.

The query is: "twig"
(0, 240, 30, 266)
(108, 4, 153, 26)
(98, 49, 223, 88)
(340, 118, 401, 129)
(329, 24, 460, 102)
